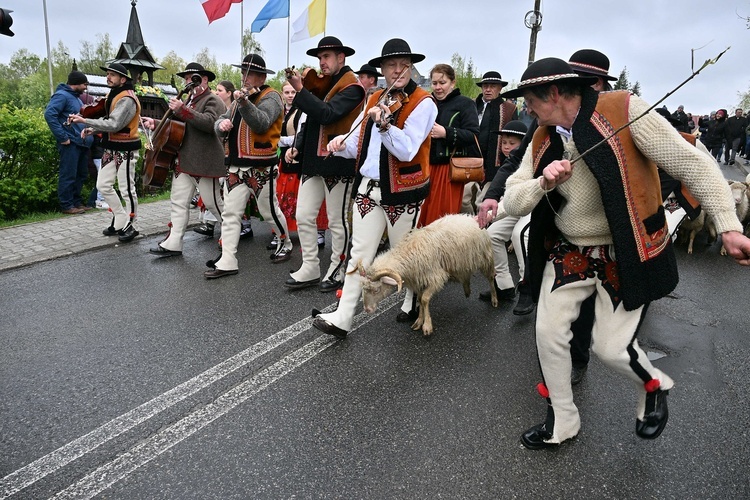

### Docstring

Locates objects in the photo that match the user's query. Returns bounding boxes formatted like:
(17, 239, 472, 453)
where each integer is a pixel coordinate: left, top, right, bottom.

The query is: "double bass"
(142, 75, 201, 188)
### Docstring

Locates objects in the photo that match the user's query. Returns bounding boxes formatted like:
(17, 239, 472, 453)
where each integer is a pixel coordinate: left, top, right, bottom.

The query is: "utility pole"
(43, 0, 54, 95)
(525, 0, 543, 67)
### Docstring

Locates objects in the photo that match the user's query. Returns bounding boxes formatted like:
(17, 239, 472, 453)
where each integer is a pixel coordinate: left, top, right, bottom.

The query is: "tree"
(158, 50, 187, 85)
(78, 33, 115, 74)
(613, 66, 641, 95)
(241, 30, 263, 58)
(450, 53, 480, 100)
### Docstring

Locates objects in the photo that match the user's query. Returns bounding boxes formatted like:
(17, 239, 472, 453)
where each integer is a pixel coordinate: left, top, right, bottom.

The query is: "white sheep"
(358, 214, 498, 337)
(721, 179, 749, 255)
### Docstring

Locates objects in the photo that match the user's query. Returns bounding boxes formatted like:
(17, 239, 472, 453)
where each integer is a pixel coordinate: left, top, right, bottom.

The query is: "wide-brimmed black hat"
(176, 62, 216, 82)
(99, 63, 131, 80)
(568, 49, 617, 81)
(476, 71, 508, 87)
(306, 36, 355, 57)
(354, 64, 382, 77)
(368, 38, 425, 67)
(231, 54, 275, 75)
(501, 58, 598, 99)
(494, 119, 528, 137)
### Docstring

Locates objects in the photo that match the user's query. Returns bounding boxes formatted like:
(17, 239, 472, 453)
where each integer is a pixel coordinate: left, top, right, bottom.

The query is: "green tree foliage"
(158, 50, 188, 84)
(613, 66, 641, 95)
(449, 53, 480, 100)
(78, 33, 115, 74)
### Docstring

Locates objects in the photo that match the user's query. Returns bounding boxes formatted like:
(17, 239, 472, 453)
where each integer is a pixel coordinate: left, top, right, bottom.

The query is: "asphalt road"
(1, 207, 749, 500)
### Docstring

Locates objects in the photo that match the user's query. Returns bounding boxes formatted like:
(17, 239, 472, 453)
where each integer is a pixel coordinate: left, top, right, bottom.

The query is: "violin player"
(311, 38, 437, 339)
(69, 63, 141, 242)
(283, 36, 365, 293)
(141, 62, 227, 258)
(203, 54, 291, 279)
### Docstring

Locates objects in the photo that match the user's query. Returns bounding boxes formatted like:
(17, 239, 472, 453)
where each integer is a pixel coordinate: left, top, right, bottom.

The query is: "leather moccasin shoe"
(62, 207, 85, 215)
(571, 365, 588, 386)
(479, 282, 515, 302)
(102, 226, 118, 236)
(284, 277, 320, 289)
(319, 278, 343, 293)
(521, 424, 559, 450)
(117, 223, 139, 242)
(204, 268, 239, 280)
(513, 291, 536, 315)
(270, 248, 292, 263)
(149, 246, 182, 257)
(636, 389, 669, 439)
(396, 309, 419, 323)
(312, 317, 348, 339)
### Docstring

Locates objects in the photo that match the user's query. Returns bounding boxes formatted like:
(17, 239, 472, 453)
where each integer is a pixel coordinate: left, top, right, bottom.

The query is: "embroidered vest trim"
(102, 90, 141, 151)
(226, 86, 283, 167)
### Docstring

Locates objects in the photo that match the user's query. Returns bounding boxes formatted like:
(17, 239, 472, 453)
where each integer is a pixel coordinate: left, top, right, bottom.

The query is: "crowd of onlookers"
(670, 105, 750, 167)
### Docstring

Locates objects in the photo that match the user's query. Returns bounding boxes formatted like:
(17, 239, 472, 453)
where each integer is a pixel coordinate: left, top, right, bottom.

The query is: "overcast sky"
(1, 0, 748, 115)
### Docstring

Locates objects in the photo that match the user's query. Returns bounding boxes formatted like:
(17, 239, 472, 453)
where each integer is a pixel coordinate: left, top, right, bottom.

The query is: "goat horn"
(370, 269, 403, 293)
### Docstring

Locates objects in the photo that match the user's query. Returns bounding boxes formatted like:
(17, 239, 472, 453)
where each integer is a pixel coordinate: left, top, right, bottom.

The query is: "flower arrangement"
(135, 84, 169, 103)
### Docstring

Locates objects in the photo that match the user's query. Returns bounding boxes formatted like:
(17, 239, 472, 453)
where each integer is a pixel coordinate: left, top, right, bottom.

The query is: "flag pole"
(286, 0, 290, 67)
(240, 1, 244, 60)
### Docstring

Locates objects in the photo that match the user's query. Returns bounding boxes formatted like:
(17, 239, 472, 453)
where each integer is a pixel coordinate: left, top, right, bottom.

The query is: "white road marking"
(52, 296, 399, 499)
(0, 294, 400, 499)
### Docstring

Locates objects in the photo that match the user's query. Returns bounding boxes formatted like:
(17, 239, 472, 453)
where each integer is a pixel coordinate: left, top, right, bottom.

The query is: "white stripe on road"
(52, 298, 398, 499)
(1, 294, 400, 499)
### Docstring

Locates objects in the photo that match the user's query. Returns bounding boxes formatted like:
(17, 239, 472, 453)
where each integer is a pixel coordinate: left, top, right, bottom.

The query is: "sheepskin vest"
(225, 86, 283, 168)
(527, 88, 678, 311)
(355, 80, 432, 205)
(101, 86, 141, 151)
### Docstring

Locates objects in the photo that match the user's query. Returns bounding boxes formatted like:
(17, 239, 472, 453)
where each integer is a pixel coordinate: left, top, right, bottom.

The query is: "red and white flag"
(200, 0, 243, 24)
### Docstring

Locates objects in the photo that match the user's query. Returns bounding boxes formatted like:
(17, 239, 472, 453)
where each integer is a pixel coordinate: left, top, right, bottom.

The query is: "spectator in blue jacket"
(44, 71, 94, 214)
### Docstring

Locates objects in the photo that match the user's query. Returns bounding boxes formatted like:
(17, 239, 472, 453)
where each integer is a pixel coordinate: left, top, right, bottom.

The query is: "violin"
(285, 66, 333, 99)
(80, 98, 106, 119)
(235, 86, 261, 101)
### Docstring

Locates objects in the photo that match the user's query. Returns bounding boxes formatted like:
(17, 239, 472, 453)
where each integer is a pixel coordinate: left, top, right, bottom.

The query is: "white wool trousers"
(291, 175, 351, 283)
(215, 166, 291, 271)
(486, 205, 531, 290)
(318, 179, 422, 331)
(534, 244, 674, 444)
(96, 150, 138, 230)
(160, 173, 223, 252)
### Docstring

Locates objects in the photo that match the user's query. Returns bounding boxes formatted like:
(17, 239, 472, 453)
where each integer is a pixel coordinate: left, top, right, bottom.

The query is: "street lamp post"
(525, 0, 543, 67)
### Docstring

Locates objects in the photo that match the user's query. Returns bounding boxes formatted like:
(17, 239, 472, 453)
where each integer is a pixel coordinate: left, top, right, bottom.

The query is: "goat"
(359, 214, 497, 337)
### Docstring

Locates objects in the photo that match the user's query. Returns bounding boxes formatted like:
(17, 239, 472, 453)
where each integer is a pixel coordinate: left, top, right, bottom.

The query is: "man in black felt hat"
(140, 62, 227, 260)
(283, 36, 365, 293)
(499, 57, 750, 450)
(203, 54, 291, 279)
(70, 63, 141, 242)
(354, 63, 382, 96)
(464, 71, 518, 215)
(311, 38, 437, 339)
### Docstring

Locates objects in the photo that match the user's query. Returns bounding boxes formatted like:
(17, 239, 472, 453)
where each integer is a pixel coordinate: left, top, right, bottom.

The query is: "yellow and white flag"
(291, 0, 326, 42)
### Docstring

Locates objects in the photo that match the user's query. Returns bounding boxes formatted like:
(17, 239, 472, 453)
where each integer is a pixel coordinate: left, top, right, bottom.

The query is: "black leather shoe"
(313, 317, 348, 339)
(319, 278, 343, 293)
(204, 268, 239, 279)
(193, 223, 215, 237)
(117, 223, 138, 242)
(240, 225, 253, 239)
(513, 291, 536, 316)
(521, 423, 558, 450)
(102, 226, 117, 236)
(636, 389, 669, 439)
(149, 246, 182, 257)
(284, 277, 320, 289)
(571, 365, 588, 386)
(396, 309, 419, 323)
(270, 248, 292, 263)
(266, 237, 279, 250)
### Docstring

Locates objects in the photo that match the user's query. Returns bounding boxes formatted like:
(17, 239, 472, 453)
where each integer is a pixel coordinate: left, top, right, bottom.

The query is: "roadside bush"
(0, 105, 58, 181)
(0, 177, 58, 219)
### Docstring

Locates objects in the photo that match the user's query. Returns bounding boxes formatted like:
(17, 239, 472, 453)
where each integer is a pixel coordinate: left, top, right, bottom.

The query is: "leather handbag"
(449, 135, 484, 183)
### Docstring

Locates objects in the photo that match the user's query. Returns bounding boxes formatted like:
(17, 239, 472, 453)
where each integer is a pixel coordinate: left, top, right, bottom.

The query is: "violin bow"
(569, 47, 729, 166)
(324, 65, 411, 160)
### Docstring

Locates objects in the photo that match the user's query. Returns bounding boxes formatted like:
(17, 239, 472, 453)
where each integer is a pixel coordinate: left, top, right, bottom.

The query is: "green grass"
(0, 191, 172, 229)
